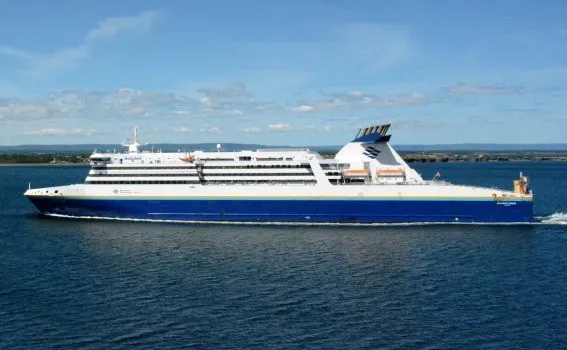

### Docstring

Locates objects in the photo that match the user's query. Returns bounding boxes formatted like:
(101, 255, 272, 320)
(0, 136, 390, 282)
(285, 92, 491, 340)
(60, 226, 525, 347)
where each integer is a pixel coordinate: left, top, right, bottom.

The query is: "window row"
(204, 180, 317, 184)
(202, 164, 309, 169)
(92, 166, 196, 170)
(88, 173, 197, 177)
(204, 173, 314, 177)
(85, 180, 199, 184)
(85, 179, 318, 185)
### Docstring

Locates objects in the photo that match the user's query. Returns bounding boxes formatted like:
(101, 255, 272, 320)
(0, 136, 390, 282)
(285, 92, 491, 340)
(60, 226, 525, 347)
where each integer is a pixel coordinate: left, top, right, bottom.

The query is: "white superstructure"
(84, 126, 423, 187)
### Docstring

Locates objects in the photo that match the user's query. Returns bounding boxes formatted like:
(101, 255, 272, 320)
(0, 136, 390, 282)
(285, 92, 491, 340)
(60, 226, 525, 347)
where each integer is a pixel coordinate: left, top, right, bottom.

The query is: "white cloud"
(292, 105, 316, 112)
(298, 125, 316, 132)
(207, 108, 243, 116)
(196, 83, 250, 99)
(0, 101, 53, 120)
(0, 88, 190, 121)
(374, 93, 428, 107)
(0, 85, 435, 128)
(291, 90, 429, 113)
(268, 123, 292, 132)
(448, 82, 525, 95)
(173, 126, 189, 133)
(23, 128, 96, 136)
(201, 97, 213, 108)
(3, 10, 163, 77)
(86, 10, 162, 42)
(200, 126, 223, 134)
(190, 83, 253, 116)
(0, 46, 32, 59)
(265, 123, 336, 133)
(0, 84, 270, 123)
(31, 47, 89, 74)
(341, 90, 429, 108)
(291, 99, 344, 113)
(297, 125, 336, 132)
(243, 126, 262, 133)
(171, 110, 194, 116)
(348, 91, 364, 97)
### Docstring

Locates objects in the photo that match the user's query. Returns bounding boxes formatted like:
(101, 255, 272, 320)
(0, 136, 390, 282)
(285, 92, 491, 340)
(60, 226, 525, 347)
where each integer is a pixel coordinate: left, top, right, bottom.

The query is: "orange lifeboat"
(376, 168, 405, 176)
(179, 156, 195, 163)
(343, 169, 370, 177)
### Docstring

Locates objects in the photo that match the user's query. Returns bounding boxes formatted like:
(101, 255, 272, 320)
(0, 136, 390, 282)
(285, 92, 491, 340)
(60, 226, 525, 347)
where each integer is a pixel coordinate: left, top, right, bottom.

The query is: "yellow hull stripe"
(26, 194, 533, 201)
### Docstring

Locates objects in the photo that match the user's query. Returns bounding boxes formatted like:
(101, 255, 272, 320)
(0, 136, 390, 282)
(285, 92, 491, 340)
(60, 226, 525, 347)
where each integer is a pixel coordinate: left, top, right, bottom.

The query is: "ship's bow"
(24, 188, 69, 215)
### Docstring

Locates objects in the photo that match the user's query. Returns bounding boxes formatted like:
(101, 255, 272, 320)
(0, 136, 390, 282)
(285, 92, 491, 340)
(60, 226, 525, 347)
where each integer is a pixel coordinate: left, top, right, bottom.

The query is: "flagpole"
(432, 171, 442, 181)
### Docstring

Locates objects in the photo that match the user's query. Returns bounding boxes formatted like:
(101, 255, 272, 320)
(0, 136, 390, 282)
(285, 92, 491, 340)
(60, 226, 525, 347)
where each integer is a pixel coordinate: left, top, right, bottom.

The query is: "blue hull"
(26, 197, 534, 223)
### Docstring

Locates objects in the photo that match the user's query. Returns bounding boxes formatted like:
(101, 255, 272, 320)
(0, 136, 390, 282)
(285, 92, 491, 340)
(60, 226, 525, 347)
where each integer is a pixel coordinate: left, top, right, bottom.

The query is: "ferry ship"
(25, 124, 534, 223)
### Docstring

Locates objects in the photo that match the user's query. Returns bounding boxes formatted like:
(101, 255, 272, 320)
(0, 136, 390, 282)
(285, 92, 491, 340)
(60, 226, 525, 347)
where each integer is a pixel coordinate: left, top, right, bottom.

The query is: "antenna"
(121, 125, 147, 153)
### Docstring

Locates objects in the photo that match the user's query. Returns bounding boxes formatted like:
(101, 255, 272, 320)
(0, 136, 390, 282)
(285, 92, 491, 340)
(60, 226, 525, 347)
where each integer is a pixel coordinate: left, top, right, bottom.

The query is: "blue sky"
(1, 0, 566, 146)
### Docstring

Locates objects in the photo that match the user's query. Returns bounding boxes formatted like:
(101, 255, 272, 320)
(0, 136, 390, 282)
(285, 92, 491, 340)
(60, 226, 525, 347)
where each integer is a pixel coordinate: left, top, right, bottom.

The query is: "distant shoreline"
(2, 157, 567, 167)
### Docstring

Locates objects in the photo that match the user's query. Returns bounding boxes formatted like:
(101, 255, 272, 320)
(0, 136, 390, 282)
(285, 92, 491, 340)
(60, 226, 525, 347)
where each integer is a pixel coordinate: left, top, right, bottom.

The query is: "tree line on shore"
(0, 153, 88, 164)
(1, 151, 565, 164)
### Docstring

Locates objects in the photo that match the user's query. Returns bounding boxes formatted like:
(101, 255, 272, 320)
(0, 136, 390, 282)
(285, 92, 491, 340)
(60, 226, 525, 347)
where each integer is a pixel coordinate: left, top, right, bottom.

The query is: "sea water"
(1, 162, 566, 349)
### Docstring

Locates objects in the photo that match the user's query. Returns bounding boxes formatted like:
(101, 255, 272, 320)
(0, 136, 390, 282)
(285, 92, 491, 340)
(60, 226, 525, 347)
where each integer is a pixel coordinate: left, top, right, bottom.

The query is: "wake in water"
(41, 213, 564, 226)
(537, 213, 567, 225)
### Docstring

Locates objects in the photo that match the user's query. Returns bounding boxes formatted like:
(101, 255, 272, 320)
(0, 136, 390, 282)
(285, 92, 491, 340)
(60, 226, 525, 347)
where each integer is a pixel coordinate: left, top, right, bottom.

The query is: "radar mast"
(121, 126, 147, 153)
